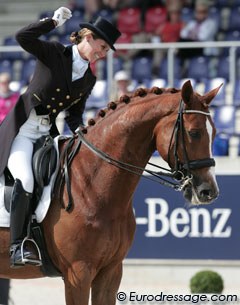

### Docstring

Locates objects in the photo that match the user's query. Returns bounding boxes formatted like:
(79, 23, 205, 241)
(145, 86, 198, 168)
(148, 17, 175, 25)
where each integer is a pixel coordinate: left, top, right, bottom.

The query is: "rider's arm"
(15, 18, 58, 63)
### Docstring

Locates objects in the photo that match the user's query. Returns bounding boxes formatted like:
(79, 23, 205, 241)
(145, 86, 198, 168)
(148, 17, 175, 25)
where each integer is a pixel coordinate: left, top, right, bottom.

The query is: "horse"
(0, 80, 221, 305)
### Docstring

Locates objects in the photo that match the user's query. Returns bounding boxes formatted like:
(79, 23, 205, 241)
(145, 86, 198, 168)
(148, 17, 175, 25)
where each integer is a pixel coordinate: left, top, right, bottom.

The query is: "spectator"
(166, 0, 192, 8)
(118, 32, 150, 68)
(178, 0, 218, 59)
(0, 72, 19, 124)
(68, 0, 102, 19)
(137, 0, 165, 26)
(0, 278, 10, 305)
(111, 70, 132, 100)
(152, 3, 184, 75)
(102, 0, 135, 10)
(68, 0, 134, 19)
(155, 4, 184, 43)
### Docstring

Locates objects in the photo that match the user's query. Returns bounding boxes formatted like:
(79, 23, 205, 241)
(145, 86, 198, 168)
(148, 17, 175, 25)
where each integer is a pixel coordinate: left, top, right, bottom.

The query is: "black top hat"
(79, 16, 121, 51)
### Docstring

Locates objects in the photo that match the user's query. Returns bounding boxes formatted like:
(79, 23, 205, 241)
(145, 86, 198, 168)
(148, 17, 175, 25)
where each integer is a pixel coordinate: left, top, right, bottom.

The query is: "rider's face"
(79, 34, 110, 63)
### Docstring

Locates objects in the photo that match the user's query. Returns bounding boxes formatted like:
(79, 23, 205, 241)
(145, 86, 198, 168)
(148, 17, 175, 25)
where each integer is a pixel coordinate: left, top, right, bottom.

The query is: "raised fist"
(52, 7, 72, 28)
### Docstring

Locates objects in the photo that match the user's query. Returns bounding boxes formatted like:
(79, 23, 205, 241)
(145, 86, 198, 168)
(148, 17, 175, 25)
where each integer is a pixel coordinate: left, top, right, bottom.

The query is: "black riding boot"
(9, 179, 41, 268)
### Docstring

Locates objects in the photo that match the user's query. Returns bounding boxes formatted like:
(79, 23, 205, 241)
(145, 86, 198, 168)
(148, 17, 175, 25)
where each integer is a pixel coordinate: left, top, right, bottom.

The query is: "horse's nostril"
(200, 188, 212, 199)
(199, 187, 218, 201)
(196, 181, 218, 201)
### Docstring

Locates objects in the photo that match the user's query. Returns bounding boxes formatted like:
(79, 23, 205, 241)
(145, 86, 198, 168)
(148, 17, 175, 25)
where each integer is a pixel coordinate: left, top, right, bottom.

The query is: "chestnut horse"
(0, 80, 221, 305)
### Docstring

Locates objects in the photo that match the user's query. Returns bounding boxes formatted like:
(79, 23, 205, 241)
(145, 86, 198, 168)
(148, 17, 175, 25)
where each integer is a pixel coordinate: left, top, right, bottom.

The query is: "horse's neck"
(75, 92, 178, 213)
(89, 94, 170, 163)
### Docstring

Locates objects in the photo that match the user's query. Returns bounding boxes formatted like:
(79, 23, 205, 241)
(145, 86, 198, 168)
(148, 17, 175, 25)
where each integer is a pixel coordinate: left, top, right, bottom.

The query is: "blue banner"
(128, 175, 240, 260)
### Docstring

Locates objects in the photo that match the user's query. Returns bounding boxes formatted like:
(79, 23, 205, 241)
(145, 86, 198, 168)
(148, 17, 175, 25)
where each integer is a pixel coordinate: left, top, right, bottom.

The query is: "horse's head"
(154, 80, 222, 205)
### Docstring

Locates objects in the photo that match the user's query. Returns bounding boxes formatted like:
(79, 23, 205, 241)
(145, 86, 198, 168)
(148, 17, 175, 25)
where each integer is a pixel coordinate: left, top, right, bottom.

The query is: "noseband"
(75, 100, 215, 192)
(168, 99, 215, 182)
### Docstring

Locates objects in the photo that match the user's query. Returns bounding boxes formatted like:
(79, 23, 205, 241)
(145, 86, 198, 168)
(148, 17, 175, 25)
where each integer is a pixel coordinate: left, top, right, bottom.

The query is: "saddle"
(32, 135, 57, 205)
(4, 135, 57, 211)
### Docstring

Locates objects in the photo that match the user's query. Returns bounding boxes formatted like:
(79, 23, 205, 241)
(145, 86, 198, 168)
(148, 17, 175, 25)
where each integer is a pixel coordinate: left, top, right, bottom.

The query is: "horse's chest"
(87, 212, 136, 261)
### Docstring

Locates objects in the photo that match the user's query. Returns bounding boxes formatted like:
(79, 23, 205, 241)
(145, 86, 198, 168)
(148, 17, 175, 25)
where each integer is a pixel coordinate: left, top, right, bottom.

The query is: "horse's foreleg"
(91, 262, 122, 305)
(63, 262, 93, 305)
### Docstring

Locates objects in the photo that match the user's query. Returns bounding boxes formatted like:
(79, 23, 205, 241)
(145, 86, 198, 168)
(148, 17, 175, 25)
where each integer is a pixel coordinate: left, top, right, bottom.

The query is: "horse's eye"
(189, 130, 201, 139)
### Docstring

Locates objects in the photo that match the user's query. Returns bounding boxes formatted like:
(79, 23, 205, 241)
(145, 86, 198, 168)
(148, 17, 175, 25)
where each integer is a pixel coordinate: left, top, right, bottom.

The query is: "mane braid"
(84, 86, 181, 131)
(108, 101, 117, 110)
(120, 95, 131, 103)
(150, 87, 163, 94)
(166, 88, 180, 93)
(132, 88, 148, 97)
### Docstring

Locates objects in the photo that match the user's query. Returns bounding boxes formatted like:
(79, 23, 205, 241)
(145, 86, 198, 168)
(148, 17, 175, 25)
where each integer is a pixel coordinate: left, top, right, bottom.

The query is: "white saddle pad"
(0, 135, 68, 227)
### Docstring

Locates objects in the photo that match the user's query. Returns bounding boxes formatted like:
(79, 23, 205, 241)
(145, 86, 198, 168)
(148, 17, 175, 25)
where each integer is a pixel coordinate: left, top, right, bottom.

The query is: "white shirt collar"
(72, 45, 89, 81)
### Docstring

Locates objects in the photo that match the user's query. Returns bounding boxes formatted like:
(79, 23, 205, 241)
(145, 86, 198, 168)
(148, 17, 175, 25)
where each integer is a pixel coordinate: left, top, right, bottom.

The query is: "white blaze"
(206, 118, 213, 157)
(206, 117, 218, 189)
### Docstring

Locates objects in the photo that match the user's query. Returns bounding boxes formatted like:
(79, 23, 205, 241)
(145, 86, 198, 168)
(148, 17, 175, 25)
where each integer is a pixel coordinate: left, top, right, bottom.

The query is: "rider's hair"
(69, 28, 99, 45)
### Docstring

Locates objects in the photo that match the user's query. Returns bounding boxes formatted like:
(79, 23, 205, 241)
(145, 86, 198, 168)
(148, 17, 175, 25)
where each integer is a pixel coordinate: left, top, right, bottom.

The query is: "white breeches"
(7, 109, 51, 193)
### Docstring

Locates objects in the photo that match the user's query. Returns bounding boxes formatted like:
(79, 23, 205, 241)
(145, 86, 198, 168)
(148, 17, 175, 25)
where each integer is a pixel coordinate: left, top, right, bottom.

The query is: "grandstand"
(1, 0, 240, 158)
(0, 0, 66, 38)
(1, 2, 240, 302)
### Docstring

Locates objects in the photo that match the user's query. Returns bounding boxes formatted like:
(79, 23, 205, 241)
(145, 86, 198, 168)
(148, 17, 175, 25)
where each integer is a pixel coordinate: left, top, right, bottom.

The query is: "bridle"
(167, 99, 215, 184)
(75, 99, 215, 192)
(59, 99, 216, 211)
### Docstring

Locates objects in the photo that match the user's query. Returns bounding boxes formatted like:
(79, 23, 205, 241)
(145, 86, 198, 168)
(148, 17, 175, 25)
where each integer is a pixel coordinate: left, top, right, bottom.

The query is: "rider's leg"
(7, 135, 40, 267)
(8, 135, 34, 193)
(9, 179, 37, 267)
(7, 109, 51, 268)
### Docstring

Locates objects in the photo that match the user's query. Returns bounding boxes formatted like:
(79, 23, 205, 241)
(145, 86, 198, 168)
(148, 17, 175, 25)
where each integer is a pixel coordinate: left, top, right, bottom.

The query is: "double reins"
(76, 99, 215, 192)
(77, 129, 180, 190)
(59, 99, 216, 211)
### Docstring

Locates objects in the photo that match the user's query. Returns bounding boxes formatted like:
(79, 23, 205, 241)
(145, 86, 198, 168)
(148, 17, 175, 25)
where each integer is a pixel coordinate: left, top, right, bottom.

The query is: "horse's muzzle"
(183, 180, 219, 205)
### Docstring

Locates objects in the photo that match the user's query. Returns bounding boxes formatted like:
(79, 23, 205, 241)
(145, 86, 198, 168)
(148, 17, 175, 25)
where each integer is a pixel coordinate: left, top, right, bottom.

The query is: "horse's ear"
(203, 83, 223, 106)
(181, 80, 194, 105)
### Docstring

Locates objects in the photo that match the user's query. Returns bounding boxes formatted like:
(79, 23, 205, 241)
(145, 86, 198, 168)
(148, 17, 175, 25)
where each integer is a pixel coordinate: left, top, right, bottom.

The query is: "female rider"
(0, 7, 121, 268)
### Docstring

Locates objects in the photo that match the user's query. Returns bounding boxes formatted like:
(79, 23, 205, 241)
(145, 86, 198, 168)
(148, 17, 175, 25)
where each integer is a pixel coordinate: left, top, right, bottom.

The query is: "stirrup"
(20, 237, 42, 266)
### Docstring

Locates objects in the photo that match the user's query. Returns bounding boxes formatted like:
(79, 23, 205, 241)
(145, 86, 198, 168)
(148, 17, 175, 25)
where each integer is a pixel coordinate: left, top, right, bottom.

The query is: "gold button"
(52, 109, 57, 113)
(47, 104, 51, 109)
(56, 88, 60, 92)
(51, 97, 55, 101)
(59, 102, 63, 106)
(66, 95, 70, 99)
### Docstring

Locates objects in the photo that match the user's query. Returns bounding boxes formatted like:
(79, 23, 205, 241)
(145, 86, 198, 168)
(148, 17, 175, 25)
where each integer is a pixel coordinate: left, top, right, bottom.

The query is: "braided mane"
(82, 86, 180, 133)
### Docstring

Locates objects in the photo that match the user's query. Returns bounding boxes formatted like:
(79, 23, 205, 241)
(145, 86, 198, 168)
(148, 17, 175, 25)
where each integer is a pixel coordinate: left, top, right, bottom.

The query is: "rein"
(59, 99, 216, 211)
(77, 99, 215, 189)
(77, 129, 182, 190)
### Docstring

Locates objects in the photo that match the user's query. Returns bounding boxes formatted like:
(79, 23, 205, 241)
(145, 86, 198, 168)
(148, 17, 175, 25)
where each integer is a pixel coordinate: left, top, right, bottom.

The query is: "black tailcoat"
(0, 18, 96, 176)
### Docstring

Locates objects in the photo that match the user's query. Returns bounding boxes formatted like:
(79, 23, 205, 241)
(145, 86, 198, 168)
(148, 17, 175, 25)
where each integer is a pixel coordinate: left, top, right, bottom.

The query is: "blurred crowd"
(0, 0, 228, 85)
(0, 0, 239, 152)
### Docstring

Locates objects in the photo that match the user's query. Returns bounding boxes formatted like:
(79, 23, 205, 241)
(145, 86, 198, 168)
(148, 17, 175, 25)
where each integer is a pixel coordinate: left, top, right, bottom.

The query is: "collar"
(72, 45, 89, 81)
(72, 45, 89, 65)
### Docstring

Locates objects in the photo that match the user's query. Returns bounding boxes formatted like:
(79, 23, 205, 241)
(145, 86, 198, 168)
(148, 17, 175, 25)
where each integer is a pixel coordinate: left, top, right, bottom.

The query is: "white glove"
(52, 7, 72, 28)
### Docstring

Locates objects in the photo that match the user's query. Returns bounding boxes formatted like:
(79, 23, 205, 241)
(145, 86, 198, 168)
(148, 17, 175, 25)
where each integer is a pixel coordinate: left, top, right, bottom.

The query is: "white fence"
(1, 40, 240, 99)
(107, 40, 240, 98)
